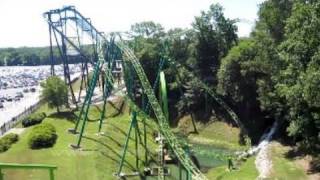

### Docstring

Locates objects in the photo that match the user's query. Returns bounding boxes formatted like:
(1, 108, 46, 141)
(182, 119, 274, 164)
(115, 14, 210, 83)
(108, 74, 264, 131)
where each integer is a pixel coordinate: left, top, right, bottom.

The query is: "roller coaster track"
(44, 6, 247, 180)
(167, 59, 249, 140)
(116, 42, 208, 180)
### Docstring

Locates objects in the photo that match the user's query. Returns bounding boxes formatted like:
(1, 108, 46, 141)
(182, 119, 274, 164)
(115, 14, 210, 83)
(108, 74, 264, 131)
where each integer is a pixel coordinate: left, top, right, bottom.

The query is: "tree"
(256, 0, 293, 43)
(274, 1, 320, 148)
(217, 39, 267, 140)
(129, 21, 165, 85)
(130, 21, 164, 38)
(41, 76, 68, 112)
(192, 3, 238, 84)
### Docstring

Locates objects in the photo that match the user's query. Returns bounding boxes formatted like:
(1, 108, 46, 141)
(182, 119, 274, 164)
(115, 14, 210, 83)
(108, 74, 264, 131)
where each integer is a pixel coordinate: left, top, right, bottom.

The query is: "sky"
(0, 0, 265, 48)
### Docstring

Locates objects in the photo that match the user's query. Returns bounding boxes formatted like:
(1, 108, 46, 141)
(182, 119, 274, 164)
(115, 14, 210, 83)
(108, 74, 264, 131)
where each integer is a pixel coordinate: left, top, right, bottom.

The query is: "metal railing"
(0, 163, 57, 180)
(0, 101, 42, 136)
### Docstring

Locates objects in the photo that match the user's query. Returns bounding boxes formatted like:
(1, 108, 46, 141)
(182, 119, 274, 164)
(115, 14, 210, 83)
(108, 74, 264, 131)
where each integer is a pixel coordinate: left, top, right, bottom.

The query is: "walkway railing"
(0, 100, 42, 136)
(0, 163, 57, 180)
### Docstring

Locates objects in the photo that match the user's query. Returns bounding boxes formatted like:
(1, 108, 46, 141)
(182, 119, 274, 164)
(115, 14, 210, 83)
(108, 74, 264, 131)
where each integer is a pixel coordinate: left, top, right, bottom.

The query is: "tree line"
(0, 46, 94, 66)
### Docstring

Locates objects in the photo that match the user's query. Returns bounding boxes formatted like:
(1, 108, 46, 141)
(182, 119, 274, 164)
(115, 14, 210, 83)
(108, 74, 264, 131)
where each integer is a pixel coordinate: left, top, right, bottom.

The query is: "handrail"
(0, 163, 57, 180)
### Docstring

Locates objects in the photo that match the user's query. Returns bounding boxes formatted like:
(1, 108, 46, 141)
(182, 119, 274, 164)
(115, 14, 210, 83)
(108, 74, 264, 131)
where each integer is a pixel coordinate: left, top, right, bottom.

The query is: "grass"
(0, 100, 158, 180)
(187, 120, 247, 150)
(71, 76, 83, 93)
(269, 142, 307, 180)
(206, 157, 258, 180)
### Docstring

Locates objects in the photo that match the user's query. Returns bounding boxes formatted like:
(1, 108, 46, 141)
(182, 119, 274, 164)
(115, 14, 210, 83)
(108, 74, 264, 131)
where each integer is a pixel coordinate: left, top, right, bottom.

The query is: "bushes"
(2, 133, 19, 144)
(28, 123, 57, 149)
(22, 112, 46, 127)
(0, 133, 19, 153)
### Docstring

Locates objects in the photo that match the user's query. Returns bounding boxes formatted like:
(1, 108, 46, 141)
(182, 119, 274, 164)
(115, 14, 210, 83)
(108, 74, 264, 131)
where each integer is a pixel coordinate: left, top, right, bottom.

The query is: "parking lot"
(0, 64, 82, 127)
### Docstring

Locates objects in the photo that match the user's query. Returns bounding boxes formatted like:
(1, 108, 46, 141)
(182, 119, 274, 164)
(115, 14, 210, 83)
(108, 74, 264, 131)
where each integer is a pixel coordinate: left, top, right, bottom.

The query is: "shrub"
(2, 133, 19, 144)
(0, 139, 11, 152)
(28, 123, 57, 149)
(22, 112, 46, 127)
(0, 133, 19, 153)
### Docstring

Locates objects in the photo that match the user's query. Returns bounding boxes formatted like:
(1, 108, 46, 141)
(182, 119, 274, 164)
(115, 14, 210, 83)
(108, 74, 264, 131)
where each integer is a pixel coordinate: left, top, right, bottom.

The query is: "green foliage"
(41, 76, 68, 112)
(173, 3, 238, 119)
(0, 140, 10, 153)
(28, 123, 57, 149)
(218, 39, 257, 103)
(256, 0, 293, 42)
(273, 0, 320, 148)
(130, 21, 164, 38)
(2, 133, 19, 144)
(217, 39, 272, 141)
(22, 112, 46, 127)
(0, 45, 93, 66)
(193, 3, 238, 83)
(129, 21, 165, 85)
(0, 133, 19, 153)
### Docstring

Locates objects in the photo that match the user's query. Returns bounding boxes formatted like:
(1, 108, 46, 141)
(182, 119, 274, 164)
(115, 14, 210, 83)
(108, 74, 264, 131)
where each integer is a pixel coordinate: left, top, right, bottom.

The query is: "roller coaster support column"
(47, 13, 55, 76)
(98, 76, 112, 132)
(159, 71, 168, 121)
(117, 111, 139, 176)
(71, 60, 101, 148)
(142, 95, 148, 166)
(141, 58, 166, 166)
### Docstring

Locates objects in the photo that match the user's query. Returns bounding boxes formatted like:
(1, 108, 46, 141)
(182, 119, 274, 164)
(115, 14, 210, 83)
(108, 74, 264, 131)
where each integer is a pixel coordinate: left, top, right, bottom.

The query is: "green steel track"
(116, 41, 208, 180)
(45, 7, 248, 180)
(167, 59, 249, 141)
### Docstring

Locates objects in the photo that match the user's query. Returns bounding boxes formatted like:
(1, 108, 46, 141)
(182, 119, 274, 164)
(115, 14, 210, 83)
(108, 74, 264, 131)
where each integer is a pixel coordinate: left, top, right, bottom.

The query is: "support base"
(114, 172, 140, 178)
(69, 144, 81, 150)
(95, 132, 105, 136)
(68, 128, 78, 134)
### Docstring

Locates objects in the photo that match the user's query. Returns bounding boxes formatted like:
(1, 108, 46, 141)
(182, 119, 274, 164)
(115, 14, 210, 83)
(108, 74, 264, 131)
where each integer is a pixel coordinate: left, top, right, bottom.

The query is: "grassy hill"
(0, 99, 310, 180)
(0, 101, 158, 180)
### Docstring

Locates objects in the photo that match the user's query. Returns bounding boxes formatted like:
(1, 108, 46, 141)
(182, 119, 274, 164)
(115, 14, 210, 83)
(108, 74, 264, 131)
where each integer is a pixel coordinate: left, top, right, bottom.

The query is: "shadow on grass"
(82, 135, 144, 172)
(107, 123, 135, 142)
(106, 100, 125, 118)
(48, 111, 77, 123)
(285, 144, 320, 174)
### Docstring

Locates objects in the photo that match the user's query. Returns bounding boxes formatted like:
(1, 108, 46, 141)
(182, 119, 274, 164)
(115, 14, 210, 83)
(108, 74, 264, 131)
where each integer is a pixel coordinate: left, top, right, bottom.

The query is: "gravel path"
(255, 121, 278, 179)
(255, 140, 272, 179)
(237, 121, 279, 179)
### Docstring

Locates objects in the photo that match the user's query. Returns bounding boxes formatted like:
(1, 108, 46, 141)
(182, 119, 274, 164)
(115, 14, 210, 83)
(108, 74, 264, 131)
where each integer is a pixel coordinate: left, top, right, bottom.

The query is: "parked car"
(30, 88, 36, 92)
(6, 96, 13, 102)
(0, 102, 4, 108)
(16, 92, 24, 98)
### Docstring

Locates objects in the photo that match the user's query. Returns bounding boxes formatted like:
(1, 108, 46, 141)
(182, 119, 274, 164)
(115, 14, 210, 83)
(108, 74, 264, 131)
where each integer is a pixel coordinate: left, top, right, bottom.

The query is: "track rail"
(117, 42, 208, 180)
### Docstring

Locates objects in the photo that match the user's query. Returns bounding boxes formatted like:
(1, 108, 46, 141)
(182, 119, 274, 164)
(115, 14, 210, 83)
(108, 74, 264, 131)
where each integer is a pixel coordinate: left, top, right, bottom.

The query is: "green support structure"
(43, 7, 250, 180)
(167, 59, 249, 143)
(160, 71, 169, 121)
(117, 41, 208, 180)
(74, 60, 102, 148)
(72, 59, 101, 134)
(98, 77, 112, 132)
(0, 163, 57, 180)
(117, 111, 137, 176)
